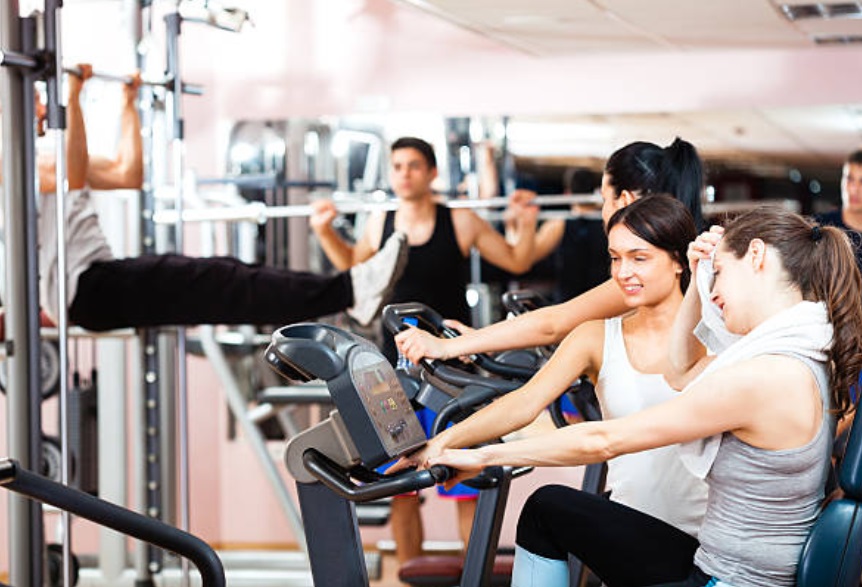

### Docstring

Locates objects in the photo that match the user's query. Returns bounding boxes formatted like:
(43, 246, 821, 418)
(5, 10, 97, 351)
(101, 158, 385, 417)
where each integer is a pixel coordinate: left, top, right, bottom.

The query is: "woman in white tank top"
(394, 195, 708, 536)
(596, 314, 706, 536)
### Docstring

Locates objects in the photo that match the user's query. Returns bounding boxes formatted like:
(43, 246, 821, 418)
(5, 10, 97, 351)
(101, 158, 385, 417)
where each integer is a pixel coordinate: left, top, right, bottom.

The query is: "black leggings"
(69, 254, 353, 331)
(516, 484, 706, 587)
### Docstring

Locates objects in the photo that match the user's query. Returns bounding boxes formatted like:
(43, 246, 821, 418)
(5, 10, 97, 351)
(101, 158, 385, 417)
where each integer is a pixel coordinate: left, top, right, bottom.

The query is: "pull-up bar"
(64, 66, 204, 96)
(2, 55, 204, 96)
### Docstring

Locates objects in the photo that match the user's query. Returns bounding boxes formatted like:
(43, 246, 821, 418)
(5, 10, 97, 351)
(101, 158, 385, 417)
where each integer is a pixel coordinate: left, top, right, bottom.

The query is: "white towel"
(678, 261, 833, 478)
(692, 257, 742, 354)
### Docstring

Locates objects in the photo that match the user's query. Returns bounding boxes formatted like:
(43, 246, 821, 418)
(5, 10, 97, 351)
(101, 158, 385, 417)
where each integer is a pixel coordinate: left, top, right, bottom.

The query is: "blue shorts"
(378, 407, 478, 500)
(559, 392, 578, 416)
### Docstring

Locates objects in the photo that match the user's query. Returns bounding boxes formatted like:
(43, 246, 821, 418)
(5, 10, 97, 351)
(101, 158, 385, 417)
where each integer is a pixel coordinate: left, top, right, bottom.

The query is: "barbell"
(151, 193, 801, 226)
(152, 194, 604, 225)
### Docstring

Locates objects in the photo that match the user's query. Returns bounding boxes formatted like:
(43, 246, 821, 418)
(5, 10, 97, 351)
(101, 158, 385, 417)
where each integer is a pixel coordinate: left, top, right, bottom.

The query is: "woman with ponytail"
(425, 205, 862, 587)
(396, 137, 706, 364)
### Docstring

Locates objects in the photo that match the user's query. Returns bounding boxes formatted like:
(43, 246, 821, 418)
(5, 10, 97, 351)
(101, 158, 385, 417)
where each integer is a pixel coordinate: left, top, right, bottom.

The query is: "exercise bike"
(269, 322, 526, 587)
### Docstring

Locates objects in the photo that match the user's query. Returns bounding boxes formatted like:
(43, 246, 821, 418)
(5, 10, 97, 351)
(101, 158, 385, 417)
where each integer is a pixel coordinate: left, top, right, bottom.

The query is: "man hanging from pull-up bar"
(1, 64, 409, 334)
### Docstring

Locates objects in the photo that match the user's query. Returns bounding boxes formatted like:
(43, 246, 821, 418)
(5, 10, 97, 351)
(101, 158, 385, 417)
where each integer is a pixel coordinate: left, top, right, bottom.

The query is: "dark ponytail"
(722, 207, 862, 417)
(660, 138, 704, 232)
(604, 137, 705, 231)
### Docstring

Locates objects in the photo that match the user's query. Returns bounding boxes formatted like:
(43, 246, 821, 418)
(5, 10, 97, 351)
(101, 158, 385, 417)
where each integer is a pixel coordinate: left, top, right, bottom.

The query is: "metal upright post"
(500, 116, 516, 196)
(1, 5, 46, 586)
(131, 1, 164, 582)
(43, 1, 76, 585)
(463, 127, 493, 327)
(123, 1, 162, 584)
(165, 10, 192, 587)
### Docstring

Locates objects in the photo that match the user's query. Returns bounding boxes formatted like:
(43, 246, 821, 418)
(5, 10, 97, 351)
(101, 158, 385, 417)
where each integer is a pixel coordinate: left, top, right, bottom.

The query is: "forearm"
(474, 422, 613, 468)
(506, 234, 536, 274)
(435, 388, 545, 451)
(503, 215, 537, 274)
(667, 281, 706, 385)
(117, 94, 143, 186)
(440, 280, 625, 357)
(313, 226, 357, 270)
(441, 309, 563, 357)
(65, 90, 89, 191)
(531, 219, 564, 263)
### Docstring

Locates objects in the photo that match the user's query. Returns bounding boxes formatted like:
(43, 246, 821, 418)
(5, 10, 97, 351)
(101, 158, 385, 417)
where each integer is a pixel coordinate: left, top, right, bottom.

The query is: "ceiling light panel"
(778, 2, 862, 20)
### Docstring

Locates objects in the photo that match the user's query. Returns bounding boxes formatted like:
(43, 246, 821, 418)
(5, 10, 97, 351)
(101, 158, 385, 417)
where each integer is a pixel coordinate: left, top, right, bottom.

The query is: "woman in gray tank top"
(425, 205, 862, 587)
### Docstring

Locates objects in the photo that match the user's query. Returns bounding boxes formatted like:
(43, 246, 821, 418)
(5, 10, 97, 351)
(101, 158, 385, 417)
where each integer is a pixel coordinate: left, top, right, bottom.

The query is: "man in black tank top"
(310, 136, 538, 568)
(378, 204, 469, 362)
(311, 137, 538, 362)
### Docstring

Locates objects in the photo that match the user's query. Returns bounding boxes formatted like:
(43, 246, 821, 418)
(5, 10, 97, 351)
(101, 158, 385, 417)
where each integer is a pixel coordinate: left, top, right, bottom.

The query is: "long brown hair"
(722, 206, 862, 417)
(606, 194, 696, 292)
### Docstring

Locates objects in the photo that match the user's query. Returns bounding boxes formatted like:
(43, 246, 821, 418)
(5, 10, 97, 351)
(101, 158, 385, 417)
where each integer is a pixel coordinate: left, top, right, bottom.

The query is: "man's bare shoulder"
(449, 206, 489, 235)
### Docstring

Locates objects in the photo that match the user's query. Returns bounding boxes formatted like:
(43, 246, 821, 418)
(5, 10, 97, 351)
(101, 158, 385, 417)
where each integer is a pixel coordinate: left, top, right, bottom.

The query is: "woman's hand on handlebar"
(386, 437, 447, 475)
(429, 448, 488, 490)
(395, 326, 449, 364)
(394, 319, 474, 364)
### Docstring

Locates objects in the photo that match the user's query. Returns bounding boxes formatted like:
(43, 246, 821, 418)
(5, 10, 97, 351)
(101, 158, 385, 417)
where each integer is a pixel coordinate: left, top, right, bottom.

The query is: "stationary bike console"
(269, 323, 431, 484)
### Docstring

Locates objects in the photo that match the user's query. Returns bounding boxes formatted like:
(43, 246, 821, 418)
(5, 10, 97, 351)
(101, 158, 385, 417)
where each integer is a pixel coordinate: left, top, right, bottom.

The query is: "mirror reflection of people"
(394, 138, 705, 366)
(523, 168, 609, 303)
(816, 150, 862, 272)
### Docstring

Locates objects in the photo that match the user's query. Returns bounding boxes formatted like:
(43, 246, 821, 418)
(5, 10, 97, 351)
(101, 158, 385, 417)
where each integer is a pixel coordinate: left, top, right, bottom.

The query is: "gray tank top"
(39, 189, 114, 321)
(694, 355, 833, 587)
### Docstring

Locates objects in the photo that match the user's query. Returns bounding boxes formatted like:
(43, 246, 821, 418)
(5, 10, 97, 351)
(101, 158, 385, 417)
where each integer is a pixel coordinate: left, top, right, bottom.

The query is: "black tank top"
(553, 217, 610, 303)
(381, 204, 470, 363)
